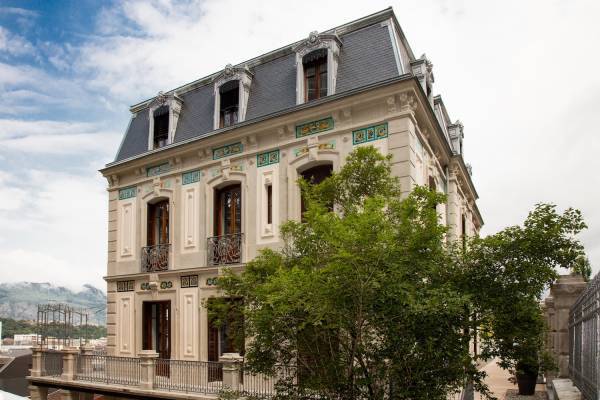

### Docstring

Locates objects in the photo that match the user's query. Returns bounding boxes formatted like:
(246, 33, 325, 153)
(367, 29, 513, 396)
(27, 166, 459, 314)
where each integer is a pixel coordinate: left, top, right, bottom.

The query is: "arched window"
(219, 80, 239, 128)
(143, 199, 170, 272)
(300, 163, 333, 217)
(303, 49, 328, 102)
(147, 199, 169, 246)
(152, 106, 169, 149)
(209, 184, 243, 266)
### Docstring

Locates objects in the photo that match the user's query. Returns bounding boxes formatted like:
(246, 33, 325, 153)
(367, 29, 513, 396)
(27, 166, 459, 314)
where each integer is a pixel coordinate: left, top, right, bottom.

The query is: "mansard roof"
(114, 7, 414, 162)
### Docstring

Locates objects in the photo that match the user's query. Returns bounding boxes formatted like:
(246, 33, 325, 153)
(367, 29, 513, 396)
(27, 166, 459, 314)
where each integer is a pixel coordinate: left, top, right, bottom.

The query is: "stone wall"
(543, 274, 587, 379)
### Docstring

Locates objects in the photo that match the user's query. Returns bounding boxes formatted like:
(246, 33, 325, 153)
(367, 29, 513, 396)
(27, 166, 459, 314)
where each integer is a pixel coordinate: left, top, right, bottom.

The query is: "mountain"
(0, 282, 106, 325)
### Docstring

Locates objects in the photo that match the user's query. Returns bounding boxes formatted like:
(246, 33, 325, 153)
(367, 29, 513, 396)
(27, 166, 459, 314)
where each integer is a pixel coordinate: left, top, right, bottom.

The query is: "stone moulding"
(352, 122, 389, 145)
(257, 149, 280, 167)
(118, 186, 137, 200)
(295, 117, 334, 138)
(213, 142, 243, 160)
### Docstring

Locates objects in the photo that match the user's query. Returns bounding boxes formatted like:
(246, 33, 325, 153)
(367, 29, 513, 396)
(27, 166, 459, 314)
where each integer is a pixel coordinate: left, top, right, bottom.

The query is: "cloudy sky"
(0, 0, 598, 290)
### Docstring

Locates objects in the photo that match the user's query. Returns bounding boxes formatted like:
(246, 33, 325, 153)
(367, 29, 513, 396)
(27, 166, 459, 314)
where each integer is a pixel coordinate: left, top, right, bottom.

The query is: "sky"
(0, 0, 599, 290)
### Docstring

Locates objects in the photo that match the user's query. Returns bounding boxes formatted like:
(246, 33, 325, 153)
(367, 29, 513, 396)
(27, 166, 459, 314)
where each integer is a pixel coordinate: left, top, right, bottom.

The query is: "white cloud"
(0, 171, 107, 289)
(2, 0, 600, 291)
(0, 26, 36, 57)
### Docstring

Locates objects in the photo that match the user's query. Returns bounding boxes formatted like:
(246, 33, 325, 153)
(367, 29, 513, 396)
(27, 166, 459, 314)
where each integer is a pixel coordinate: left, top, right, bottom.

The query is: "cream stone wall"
(102, 80, 482, 357)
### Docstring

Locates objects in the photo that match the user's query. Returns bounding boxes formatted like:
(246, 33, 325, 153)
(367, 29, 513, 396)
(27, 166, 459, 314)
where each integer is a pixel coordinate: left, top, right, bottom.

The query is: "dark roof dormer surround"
(114, 10, 406, 162)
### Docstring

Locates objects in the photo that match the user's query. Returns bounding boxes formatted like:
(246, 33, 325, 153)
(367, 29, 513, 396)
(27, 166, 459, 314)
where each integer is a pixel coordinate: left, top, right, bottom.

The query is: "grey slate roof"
(115, 17, 402, 162)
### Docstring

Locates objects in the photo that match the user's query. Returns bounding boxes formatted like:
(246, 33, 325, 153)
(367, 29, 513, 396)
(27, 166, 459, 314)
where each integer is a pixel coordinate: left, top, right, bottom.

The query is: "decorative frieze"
(257, 149, 280, 167)
(352, 122, 388, 145)
(117, 280, 134, 292)
(294, 141, 335, 157)
(182, 170, 200, 185)
(118, 186, 137, 200)
(213, 142, 243, 160)
(180, 275, 199, 288)
(141, 281, 173, 291)
(146, 162, 170, 177)
(295, 117, 334, 138)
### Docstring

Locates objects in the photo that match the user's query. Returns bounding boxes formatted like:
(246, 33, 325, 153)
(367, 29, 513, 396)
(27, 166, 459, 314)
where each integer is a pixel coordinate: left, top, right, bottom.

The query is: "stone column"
(220, 352, 243, 391)
(30, 345, 44, 377)
(61, 347, 80, 381)
(139, 350, 159, 390)
(28, 385, 48, 400)
(548, 275, 587, 378)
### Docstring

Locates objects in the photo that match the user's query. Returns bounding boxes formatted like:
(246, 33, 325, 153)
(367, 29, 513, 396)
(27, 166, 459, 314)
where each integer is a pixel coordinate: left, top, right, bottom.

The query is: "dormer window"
(219, 80, 239, 128)
(293, 31, 341, 105)
(213, 64, 253, 130)
(303, 49, 328, 102)
(153, 106, 169, 149)
(147, 91, 183, 151)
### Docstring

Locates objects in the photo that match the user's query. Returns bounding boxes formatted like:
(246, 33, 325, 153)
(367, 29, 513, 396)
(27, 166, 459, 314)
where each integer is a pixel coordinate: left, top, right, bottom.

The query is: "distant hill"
(0, 282, 106, 325)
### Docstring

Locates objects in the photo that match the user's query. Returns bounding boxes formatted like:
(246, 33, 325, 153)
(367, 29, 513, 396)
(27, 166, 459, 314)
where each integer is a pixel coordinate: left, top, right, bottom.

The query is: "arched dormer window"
(303, 49, 328, 102)
(153, 105, 169, 148)
(213, 64, 253, 130)
(293, 31, 341, 105)
(147, 91, 183, 150)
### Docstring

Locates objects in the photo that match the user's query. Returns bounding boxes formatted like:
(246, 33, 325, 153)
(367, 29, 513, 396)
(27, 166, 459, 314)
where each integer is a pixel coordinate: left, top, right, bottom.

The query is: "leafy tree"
(459, 204, 590, 375)
(211, 146, 590, 400)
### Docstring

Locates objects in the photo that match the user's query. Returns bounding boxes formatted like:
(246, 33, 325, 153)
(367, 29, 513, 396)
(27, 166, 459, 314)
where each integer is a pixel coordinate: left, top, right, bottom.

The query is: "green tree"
(211, 146, 590, 400)
(459, 204, 590, 375)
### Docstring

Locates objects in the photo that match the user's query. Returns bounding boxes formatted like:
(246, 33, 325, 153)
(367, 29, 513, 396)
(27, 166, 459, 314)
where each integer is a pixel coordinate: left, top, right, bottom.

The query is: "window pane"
(319, 71, 328, 98)
(305, 65, 316, 77)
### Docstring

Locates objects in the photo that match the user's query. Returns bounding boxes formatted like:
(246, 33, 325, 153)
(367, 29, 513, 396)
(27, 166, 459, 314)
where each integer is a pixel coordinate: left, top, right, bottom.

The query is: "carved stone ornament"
(213, 64, 253, 90)
(398, 92, 417, 112)
(293, 31, 342, 58)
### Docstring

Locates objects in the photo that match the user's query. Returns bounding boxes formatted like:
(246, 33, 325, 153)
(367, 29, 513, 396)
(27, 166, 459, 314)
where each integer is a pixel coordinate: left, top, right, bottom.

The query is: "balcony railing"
(30, 348, 296, 398)
(141, 243, 170, 272)
(207, 233, 243, 266)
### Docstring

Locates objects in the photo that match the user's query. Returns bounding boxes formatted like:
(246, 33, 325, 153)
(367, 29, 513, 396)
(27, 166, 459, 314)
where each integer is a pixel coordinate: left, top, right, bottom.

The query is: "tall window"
(207, 298, 245, 363)
(461, 214, 467, 250)
(215, 184, 242, 236)
(147, 200, 169, 246)
(300, 164, 333, 217)
(219, 81, 239, 128)
(153, 106, 169, 149)
(303, 49, 328, 102)
(266, 184, 273, 225)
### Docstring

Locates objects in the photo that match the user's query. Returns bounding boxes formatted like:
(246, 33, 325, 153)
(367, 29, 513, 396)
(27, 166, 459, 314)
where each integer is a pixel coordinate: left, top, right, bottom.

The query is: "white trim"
(382, 19, 403, 75)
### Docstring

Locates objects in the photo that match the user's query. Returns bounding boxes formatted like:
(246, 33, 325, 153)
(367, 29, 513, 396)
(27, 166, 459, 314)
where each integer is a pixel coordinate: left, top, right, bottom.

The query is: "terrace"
(28, 347, 295, 400)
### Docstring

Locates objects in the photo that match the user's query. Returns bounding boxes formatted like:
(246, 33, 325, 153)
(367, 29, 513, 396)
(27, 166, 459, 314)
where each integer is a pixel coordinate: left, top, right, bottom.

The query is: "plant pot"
(516, 370, 537, 395)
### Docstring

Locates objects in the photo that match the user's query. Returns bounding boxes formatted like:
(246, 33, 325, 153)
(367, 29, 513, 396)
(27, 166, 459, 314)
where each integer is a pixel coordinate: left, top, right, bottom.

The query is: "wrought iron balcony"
(207, 233, 243, 266)
(141, 244, 170, 272)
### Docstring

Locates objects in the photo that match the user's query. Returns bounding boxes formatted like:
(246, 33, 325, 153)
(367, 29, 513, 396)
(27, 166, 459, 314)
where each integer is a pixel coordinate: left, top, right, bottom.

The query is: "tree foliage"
(212, 146, 590, 399)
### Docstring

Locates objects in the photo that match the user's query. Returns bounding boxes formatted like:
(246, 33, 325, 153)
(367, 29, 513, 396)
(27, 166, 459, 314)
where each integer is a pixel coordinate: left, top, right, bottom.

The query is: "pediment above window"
(293, 31, 342, 105)
(293, 31, 342, 58)
(147, 91, 183, 150)
(213, 65, 254, 130)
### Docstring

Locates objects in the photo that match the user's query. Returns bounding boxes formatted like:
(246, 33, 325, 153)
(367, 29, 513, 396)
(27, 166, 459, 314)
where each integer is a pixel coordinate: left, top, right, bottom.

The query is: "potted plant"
(515, 356, 538, 395)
